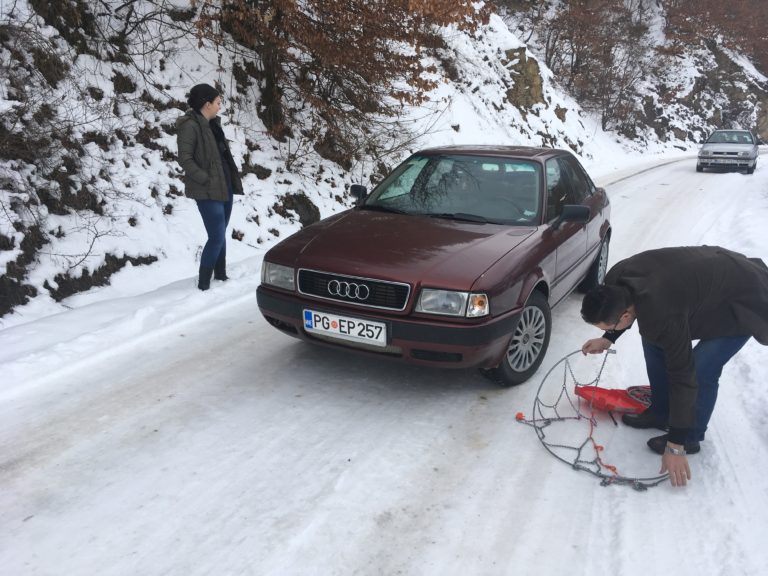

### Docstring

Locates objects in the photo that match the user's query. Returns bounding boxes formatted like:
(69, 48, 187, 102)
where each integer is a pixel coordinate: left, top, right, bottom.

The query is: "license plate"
(303, 309, 387, 347)
(713, 158, 740, 164)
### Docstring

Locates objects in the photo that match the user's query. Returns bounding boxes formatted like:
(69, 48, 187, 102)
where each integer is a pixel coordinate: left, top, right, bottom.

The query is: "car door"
(558, 154, 606, 272)
(543, 156, 588, 304)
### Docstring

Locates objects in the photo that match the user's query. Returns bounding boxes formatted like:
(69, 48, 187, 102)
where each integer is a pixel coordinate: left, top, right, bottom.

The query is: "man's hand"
(661, 445, 691, 487)
(581, 337, 612, 355)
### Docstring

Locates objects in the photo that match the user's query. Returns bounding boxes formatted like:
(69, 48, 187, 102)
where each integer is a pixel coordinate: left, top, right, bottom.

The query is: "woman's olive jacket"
(176, 111, 243, 201)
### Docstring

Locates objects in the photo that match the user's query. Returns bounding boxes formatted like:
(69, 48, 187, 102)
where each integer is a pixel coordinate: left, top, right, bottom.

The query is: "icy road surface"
(2, 158, 768, 575)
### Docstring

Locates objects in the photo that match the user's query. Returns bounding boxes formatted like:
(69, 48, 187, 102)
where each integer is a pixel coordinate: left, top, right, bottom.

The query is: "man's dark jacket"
(603, 246, 768, 439)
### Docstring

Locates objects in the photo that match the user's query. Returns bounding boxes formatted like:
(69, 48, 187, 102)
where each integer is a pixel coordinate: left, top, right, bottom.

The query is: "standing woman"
(176, 83, 243, 290)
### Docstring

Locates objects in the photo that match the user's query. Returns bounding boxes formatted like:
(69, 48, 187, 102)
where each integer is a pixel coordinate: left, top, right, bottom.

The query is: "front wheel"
(483, 291, 551, 387)
(696, 163, 703, 173)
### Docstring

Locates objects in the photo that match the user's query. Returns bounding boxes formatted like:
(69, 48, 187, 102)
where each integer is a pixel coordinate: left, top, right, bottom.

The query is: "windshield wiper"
(359, 204, 408, 214)
(423, 212, 491, 223)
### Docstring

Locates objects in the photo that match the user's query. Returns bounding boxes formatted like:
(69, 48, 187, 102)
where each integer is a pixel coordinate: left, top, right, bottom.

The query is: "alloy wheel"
(597, 240, 609, 284)
(506, 305, 547, 372)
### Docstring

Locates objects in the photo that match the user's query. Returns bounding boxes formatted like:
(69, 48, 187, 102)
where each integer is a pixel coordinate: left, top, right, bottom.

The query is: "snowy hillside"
(0, 0, 766, 326)
(0, 1, 759, 325)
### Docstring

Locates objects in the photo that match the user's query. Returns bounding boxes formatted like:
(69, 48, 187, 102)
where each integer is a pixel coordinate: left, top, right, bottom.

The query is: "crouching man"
(580, 246, 768, 486)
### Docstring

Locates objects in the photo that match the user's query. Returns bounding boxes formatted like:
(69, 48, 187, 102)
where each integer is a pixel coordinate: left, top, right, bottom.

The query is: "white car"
(697, 129, 760, 174)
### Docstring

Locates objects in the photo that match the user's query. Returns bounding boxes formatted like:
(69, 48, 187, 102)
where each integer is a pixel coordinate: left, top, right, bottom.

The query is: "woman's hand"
(581, 337, 612, 355)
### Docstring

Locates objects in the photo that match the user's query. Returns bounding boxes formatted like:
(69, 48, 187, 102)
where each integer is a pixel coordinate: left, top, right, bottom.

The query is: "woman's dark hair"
(187, 83, 219, 112)
(581, 284, 632, 324)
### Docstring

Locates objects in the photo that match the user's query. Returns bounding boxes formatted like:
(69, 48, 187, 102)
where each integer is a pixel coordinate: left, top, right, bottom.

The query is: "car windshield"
(706, 131, 754, 144)
(362, 154, 542, 225)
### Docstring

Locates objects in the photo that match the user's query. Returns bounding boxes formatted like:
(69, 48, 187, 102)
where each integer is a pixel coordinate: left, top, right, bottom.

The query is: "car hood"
(267, 210, 536, 289)
(700, 143, 756, 155)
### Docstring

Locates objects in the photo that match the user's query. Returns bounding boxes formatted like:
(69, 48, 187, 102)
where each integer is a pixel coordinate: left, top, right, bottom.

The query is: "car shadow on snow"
(274, 338, 503, 399)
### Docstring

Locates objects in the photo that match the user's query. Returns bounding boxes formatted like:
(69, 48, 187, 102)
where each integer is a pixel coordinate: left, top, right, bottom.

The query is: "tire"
(696, 164, 703, 173)
(484, 291, 551, 387)
(578, 236, 610, 292)
(747, 164, 755, 175)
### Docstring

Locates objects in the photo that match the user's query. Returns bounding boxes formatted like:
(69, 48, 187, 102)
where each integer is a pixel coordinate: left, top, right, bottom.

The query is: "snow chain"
(516, 350, 668, 491)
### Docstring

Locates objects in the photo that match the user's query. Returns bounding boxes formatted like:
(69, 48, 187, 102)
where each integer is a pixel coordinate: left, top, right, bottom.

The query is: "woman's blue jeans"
(642, 335, 750, 442)
(196, 194, 233, 269)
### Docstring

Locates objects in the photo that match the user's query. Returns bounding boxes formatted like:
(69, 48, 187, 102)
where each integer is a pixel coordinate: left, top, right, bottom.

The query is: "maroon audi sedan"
(257, 146, 611, 386)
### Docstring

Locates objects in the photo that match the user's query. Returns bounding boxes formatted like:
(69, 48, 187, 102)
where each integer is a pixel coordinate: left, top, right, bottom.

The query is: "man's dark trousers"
(642, 336, 750, 442)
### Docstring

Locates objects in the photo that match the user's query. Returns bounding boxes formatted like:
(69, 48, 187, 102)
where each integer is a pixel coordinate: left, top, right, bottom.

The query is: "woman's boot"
(214, 255, 228, 281)
(198, 266, 214, 291)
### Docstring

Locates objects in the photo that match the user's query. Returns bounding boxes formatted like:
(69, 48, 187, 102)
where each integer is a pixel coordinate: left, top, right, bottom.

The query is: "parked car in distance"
(697, 129, 760, 174)
(257, 146, 611, 386)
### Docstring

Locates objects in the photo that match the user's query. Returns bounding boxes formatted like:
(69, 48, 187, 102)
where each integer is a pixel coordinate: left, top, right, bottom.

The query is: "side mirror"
(350, 184, 368, 204)
(552, 204, 590, 230)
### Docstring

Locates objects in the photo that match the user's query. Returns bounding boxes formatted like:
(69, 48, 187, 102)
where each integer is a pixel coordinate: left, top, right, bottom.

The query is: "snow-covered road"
(3, 158, 768, 575)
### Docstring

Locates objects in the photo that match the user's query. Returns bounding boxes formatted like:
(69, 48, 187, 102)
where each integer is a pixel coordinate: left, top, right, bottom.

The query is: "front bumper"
(698, 157, 756, 169)
(256, 285, 522, 369)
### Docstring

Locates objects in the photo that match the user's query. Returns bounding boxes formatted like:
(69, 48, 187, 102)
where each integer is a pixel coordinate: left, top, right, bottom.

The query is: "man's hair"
(581, 285, 632, 324)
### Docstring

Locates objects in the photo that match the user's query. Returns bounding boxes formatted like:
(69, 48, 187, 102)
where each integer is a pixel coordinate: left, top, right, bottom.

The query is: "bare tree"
(193, 0, 490, 169)
(659, 0, 768, 74)
(0, 0, 196, 316)
(497, 0, 657, 130)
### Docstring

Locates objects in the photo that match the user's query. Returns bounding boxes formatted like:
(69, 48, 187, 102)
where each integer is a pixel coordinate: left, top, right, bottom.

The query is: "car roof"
(711, 129, 752, 134)
(416, 145, 571, 160)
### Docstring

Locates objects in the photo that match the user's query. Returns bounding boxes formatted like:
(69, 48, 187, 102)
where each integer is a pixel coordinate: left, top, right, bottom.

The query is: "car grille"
(712, 151, 739, 156)
(298, 269, 410, 311)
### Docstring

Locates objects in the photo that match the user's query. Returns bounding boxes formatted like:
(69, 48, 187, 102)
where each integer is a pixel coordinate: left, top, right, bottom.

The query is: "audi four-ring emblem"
(327, 279, 371, 300)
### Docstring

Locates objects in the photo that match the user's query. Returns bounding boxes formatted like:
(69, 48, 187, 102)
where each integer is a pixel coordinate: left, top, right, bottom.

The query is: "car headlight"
(415, 289, 489, 317)
(739, 151, 751, 157)
(261, 262, 295, 290)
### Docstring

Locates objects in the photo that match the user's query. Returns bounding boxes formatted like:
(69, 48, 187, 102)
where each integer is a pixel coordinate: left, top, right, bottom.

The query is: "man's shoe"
(621, 408, 668, 431)
(647, 434, 700, 455)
